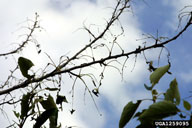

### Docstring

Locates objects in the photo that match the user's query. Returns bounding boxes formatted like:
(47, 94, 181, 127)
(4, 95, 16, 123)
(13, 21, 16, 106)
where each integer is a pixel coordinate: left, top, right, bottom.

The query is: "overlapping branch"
(0, 0, 192, 103)
(0, 10, 191, 96)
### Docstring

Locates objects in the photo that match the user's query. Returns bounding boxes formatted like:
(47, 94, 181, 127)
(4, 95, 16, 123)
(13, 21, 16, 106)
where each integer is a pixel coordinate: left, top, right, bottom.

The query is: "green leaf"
(183, 100, 191, 111)
(18, 57, 34, 78)
(40, 95, 57, 110)
(56, 95, 68, 104)
(33, 108, 58, 128)
(20, 93, 31, 119)
(164, 78, 180, 105)
(119, 100, 142, 128)
(49, 109, 58, 128)
(133, 109, 146, 118)
(13, 110, 20, 118)
(139, 101, 179, 122)
(150, 64, 170, 88)
(36, 95, 58, 128)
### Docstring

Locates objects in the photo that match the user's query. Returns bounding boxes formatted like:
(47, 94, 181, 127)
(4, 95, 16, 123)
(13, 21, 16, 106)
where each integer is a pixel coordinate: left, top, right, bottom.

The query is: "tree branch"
(0, 13, 40, 57)
(0, 11, 191, 96)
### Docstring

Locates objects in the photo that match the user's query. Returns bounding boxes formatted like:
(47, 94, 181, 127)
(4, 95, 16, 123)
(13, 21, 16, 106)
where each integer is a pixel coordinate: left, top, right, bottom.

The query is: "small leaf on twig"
(18, 57, 34, 79)
(145, 64, 170, 90)
(40, 95, 57, 110)
(56, 95, 68, 104)
(150, 64, 170, 86)
(183, 100, 191, 111)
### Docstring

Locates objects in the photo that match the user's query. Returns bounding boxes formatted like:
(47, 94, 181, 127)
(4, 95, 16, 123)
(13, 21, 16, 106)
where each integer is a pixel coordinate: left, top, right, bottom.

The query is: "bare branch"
(0, 11, 191, 96)
(0, 13, 40, 57)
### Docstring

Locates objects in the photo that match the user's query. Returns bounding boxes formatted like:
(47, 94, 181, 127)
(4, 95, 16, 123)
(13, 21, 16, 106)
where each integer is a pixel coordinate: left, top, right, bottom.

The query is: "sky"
(0, 0, 192, 128)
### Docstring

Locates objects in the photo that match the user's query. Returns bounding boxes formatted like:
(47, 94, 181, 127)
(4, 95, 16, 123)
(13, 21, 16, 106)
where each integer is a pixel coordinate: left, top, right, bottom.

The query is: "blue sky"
(0, 0, 192, 128)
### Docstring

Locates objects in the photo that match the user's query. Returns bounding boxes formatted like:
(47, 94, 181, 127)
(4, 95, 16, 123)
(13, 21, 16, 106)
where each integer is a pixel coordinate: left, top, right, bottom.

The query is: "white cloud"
(180, 70, 192, 83)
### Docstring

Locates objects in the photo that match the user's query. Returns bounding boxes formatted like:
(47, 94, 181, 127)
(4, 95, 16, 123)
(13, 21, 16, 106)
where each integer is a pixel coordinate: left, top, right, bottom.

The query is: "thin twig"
(0, 13, 40, 57)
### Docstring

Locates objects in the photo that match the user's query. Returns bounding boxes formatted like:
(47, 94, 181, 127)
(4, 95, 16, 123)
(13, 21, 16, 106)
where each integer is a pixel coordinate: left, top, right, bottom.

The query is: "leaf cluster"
(13, 93, 66, 128)
(119, 64, 192, 127)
